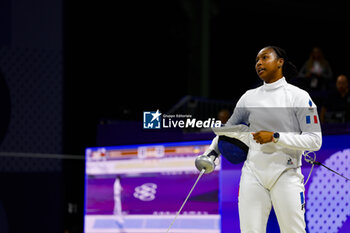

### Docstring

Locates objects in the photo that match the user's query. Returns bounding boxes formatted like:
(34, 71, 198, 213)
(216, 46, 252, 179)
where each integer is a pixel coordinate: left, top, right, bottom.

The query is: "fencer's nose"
(256, 60, 262, 70)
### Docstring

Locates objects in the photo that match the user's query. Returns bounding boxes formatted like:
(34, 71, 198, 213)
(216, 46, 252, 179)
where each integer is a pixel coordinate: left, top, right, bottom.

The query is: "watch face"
(274, 132, 280, 138)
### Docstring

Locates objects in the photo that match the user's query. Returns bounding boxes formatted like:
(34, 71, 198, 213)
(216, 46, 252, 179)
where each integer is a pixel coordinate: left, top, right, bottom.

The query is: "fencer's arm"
(202, 93, 246, 156)
(276, 132, 322, 151)
(204, 136, 219, 155)
(195, 136, 219, 173)
(225, 92, 249, 127)
(203, 92, 249, 156)
(275, 90, 323, 152)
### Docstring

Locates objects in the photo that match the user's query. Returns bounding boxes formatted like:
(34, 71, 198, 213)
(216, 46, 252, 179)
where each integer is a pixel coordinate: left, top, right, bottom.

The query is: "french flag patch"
(306, 115, 318, 124)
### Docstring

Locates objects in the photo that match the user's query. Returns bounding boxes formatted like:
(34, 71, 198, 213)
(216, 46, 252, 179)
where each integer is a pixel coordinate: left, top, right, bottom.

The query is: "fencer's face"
(255, 48, 284, 83)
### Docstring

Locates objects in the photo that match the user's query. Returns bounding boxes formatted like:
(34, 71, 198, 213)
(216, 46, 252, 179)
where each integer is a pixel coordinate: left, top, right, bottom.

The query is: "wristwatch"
(273, 132, 280, 143)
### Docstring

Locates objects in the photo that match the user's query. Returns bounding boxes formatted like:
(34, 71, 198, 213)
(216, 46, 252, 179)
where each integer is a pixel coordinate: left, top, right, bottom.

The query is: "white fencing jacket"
(210, 77, 322, 189)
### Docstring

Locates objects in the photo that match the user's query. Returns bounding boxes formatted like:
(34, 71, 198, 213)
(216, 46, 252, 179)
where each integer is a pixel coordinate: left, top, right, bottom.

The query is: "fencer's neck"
(263, 77, 286, 91)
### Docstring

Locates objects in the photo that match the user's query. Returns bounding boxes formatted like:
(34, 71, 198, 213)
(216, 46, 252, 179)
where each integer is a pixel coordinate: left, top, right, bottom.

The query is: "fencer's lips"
(257, 67, 265, 74)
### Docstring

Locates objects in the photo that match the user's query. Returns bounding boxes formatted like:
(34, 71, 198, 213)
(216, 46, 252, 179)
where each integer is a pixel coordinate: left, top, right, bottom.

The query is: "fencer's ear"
(277, 58, 284, 69)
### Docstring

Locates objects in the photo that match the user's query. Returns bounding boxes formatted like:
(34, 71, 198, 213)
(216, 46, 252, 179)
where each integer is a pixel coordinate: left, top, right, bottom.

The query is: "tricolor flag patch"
(306, 115, 318, 124)
(306, 116, 311, 124)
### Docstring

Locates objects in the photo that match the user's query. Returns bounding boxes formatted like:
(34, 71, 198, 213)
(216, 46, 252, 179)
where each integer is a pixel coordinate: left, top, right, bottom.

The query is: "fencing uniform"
(113, 177, 124, 223)
(213, 77, 322, 233)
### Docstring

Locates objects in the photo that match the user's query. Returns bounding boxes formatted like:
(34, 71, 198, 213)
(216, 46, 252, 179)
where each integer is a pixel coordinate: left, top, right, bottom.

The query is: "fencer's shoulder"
(285, 82, 310, 97)
(243, 85, 263, 96)
(234, 88, 259, 107)
(285, 82, 314, 107)
(236, 88, 258, 104)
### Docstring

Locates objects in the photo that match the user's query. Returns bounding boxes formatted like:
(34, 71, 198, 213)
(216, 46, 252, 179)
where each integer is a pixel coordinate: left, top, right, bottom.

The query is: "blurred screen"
(85, 141, 220, 233)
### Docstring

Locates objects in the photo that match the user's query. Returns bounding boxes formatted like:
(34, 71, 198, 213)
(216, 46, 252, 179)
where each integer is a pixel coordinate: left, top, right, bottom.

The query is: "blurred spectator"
(320, 74, 350, 123)
(298, 47, 333, 91)
(217, 109, 231, 124)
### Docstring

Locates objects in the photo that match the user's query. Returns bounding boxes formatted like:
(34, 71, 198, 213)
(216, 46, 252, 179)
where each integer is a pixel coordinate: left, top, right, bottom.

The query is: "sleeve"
(225, 92, 249, 126)
(204, 135, 219, 155)
(277, 91, 322, 151)
(205, 92, 250, 155)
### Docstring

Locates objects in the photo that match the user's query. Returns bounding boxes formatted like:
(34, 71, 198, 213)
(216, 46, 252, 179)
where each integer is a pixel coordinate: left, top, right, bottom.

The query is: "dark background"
(64, 0, 350, 153)
(0, 0, 349, 232)
(63, 2, 350, 231)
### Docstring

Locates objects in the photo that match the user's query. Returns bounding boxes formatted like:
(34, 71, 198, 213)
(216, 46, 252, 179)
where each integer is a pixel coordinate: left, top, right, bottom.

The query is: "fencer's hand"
(252, 131, 274, 144)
